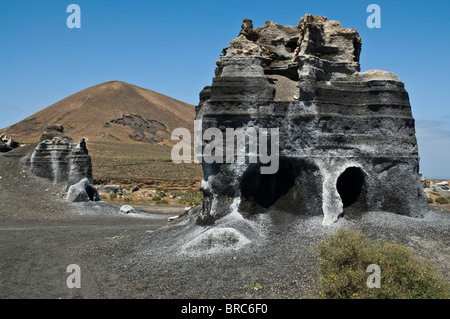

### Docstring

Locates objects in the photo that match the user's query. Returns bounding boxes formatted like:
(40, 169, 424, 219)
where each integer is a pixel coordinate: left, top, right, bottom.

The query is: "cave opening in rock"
(336, 167, 366, 209)
(239, 158, 323, 216)
(240, 159, 297, 209)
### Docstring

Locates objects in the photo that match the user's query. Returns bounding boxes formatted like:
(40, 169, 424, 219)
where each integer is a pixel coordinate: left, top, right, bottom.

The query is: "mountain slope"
(1, 81, 202, 187)
(3, 81, 196, 145)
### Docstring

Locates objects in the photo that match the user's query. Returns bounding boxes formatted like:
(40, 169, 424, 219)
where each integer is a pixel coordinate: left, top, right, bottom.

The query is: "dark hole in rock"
(86, 185, 99, 201)
(336, 167, 365, 208)
(241, 159, 296, 209)
(264, 64, 299, 81)
(285, 38, 299, 53)
(237, 159, 323, 217)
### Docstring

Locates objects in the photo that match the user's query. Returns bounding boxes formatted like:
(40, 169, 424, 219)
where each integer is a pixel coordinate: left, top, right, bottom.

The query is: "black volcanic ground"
(0, 145, 449, 298)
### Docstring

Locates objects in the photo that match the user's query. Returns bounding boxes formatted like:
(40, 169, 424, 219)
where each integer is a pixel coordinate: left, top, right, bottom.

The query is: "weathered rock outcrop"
(0, 134, 20, 152)
(28, 125, 96, 195)
(196, 15, 428, 225)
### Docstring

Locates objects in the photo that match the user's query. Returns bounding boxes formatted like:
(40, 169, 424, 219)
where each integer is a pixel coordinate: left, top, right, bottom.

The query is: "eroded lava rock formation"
(24, 125, 99, 201)
(0, 134, 20, 153)
(196, 15, 428, 225)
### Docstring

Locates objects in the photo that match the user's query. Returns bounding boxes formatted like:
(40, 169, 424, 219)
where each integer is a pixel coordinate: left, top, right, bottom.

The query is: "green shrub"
(152, 195, 161, 202)
(316, 228, 449, 299)
(158, 199, 169, 205)
(124, 197, 132, 203)
(427, 197, 434, 204)
(109, 192, 117, 200)
(435, 197, 449, 205)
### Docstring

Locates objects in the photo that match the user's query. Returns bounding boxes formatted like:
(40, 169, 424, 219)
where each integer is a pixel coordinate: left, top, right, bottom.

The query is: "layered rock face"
(196, 15, 428, 225)
(29, 126, 95, 192)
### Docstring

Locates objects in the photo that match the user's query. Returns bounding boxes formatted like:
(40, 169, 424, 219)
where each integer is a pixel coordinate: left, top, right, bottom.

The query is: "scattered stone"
(431, 182, 449, 192)
(66, 178, 101, 202)
(98, 185, 123, 193)
(168, 207, 195, 222)
(435, 181, 449, 189)
(131, 186, 140, 193)
(120, 205, 135, 214)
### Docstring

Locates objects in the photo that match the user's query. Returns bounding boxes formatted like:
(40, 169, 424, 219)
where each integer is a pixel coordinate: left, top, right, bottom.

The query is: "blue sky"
(0, 0, 449, 178)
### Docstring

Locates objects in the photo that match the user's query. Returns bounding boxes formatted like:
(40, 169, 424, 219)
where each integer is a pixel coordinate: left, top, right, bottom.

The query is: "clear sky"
(0, 0, 449, 178)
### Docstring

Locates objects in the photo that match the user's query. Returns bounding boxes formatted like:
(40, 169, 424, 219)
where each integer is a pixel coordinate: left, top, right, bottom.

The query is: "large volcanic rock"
(196, 15, 428, 225)
(66, 177, 101, 202)
(28, 125, 94, 192)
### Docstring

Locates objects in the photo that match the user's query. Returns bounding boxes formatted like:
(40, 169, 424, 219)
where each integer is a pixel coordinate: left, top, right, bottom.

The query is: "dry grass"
(99, 187, 203, 207)
(1, 81, 202, 201)
(425, 179, 450, 211)
(88, 140, 203, 206)
(89, 141, 202, 184)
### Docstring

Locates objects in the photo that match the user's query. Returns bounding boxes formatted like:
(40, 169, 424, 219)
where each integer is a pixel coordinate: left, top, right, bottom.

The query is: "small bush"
(435, 197, 450, 205)
(124, 197, 132, 203)
(427, 197, 434, 204)
(244, 283, 263, 291)
(316, 228, 449, 299)
(152, 195, 162, 202)
(158, 199, 169, 205)
(109, 192, 117, 200)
